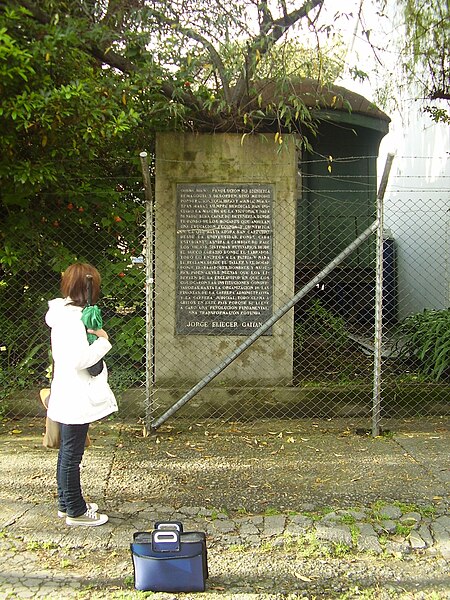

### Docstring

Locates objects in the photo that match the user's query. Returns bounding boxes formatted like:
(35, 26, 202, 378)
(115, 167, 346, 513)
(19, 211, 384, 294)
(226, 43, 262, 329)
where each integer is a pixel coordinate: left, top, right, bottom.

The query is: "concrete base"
(8, 384, 450, 421)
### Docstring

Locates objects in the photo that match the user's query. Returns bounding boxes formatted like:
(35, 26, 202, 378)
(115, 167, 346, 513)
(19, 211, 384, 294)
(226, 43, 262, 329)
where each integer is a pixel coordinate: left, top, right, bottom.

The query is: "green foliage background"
(0, 1, 331, 407)
(0, 6, 156, 406)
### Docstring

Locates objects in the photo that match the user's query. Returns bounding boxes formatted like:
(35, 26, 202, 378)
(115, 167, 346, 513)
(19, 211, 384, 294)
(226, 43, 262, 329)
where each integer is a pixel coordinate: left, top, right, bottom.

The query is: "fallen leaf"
(307, 446, 320, 452)
(295, 574, 312, 582)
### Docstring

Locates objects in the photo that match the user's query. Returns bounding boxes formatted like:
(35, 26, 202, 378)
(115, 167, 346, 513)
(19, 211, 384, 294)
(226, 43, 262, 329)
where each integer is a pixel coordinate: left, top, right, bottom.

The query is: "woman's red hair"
(61, 263, 101, 307)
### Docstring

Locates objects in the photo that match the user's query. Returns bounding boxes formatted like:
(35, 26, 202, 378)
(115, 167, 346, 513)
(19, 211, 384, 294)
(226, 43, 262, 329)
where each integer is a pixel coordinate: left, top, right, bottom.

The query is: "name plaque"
(176, 183, 273, 335)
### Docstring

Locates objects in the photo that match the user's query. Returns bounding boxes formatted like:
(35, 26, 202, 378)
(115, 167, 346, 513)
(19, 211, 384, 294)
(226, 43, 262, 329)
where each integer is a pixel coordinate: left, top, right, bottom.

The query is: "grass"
(60, 558, 73, 568)
(209, 506, 229, 520)
(336, 586, 395, 599)
(394, 523, 412, 536)
(369, 500, 436, 525)
(302, 506, 335, 521)
(236, 506, 249, 515)
(26, 540, 58, 551)
(294, 531, 332, 559)
(391, 501, 436, 518)
(332, 541, 352, 557)
(340, 513, 356, 525)
(2, 523, 448, 600)
(264, 506, 282, 516)
(122, 575, 134, 588)
(256, 530, 357, 559)
(229, 543, 248, 552)
(350, 524, 360, 546)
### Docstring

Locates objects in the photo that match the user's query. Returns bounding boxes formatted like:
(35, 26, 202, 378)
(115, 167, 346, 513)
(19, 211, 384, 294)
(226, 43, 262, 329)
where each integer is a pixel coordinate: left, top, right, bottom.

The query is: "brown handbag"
(40, 388, 91, 449)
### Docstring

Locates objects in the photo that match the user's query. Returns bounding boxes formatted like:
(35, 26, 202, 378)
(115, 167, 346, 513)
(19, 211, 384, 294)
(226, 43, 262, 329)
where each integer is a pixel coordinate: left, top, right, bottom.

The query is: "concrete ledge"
(7, 383, 449, 420)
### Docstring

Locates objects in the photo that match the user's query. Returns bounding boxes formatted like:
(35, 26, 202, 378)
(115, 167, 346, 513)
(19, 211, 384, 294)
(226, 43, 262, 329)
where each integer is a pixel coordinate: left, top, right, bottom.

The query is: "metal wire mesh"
(1, 151, 448, 432)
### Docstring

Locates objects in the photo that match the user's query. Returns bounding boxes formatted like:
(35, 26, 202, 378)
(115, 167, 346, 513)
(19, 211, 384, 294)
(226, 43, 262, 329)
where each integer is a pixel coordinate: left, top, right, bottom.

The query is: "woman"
(45, 263, 117, 527)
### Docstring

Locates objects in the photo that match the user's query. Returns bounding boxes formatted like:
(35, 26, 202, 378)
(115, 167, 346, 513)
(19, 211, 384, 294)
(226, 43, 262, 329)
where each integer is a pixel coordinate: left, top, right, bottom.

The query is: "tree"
(0, 4, 150, 283)
(0, 0, 336, 315)
(378, 0, 449, 123)
(0, 0, 379, 398)
(0, 1, 336, 275)
(2, 0, 330, 134)
(0, 4, 155, 397)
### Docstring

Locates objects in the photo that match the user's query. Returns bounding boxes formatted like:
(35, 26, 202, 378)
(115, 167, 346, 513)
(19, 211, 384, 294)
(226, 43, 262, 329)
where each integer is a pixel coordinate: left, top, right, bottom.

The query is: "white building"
(333, 0, 449, 319)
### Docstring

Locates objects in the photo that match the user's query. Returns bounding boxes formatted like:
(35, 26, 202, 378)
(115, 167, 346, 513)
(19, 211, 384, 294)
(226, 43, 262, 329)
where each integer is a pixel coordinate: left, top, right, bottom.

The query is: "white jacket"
(45, 297, 118, 425)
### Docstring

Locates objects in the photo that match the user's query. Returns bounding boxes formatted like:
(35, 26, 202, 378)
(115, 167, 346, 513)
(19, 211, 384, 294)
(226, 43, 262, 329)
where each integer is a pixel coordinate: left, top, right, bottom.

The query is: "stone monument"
(155, 132, 297, 385)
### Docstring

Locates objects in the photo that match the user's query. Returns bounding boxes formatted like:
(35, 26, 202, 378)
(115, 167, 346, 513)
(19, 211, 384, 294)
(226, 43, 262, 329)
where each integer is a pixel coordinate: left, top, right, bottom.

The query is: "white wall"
(378, 110, 449, 318)
(331, 1, 450, 319)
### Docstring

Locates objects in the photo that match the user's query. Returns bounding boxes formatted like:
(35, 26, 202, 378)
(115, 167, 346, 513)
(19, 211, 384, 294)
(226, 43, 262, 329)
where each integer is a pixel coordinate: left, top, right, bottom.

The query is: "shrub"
(395, 308, 450, 381)
(294, 300, 349, 353)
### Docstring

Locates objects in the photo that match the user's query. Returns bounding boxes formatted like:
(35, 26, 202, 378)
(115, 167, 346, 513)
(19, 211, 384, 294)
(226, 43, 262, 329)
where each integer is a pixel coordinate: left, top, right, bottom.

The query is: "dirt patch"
(1, 415, 448, 514)
(103, 417, 449, 514)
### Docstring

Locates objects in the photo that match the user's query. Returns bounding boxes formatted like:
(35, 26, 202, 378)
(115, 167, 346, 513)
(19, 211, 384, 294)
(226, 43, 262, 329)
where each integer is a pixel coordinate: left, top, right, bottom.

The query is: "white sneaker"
(66, 507, 108, 527)
(58, 502, 98, 518)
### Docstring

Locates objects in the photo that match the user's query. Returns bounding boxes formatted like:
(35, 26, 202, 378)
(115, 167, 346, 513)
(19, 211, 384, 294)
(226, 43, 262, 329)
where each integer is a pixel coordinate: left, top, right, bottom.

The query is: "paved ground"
(0, 416, 449, 598)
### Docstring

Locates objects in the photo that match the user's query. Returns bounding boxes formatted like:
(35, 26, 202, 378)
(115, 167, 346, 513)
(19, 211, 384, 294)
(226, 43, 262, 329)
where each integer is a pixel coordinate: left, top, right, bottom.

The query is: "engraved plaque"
(176, 184, 273, 335)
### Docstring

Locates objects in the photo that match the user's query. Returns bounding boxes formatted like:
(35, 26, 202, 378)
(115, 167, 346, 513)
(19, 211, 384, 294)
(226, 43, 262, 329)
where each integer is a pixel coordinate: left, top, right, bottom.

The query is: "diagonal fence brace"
(151, 219, 379, 430)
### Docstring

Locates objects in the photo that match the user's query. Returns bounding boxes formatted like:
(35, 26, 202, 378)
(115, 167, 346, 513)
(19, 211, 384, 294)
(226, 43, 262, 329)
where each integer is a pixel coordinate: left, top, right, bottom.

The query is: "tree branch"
(141, 9, 231, 103)
(8, 0, 228, 109)
(7, 0, 50, 23)
(232, 0, 324, 104)
(88, 44, 192, 107)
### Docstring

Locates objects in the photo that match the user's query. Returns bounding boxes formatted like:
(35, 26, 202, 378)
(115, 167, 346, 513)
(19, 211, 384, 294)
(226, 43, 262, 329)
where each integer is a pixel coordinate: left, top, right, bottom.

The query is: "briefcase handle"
(154, 520, 183, 532)
(152, 530, 180, 553)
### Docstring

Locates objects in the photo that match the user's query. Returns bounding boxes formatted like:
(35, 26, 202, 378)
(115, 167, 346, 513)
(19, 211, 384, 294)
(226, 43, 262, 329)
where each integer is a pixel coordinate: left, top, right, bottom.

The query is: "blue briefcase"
(154, 520, 209, 579)
(131, 529, 207, 592)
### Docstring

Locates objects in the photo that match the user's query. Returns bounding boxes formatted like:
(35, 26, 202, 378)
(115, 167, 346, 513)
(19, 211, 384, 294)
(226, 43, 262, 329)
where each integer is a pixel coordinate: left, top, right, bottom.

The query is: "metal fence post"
(372, 153, 395, 437)
(139, 151, 155, 433)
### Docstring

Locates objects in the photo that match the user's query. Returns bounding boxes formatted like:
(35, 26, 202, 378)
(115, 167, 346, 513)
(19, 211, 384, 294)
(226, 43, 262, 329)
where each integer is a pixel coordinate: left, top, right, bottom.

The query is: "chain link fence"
(1, 152, 448, 433)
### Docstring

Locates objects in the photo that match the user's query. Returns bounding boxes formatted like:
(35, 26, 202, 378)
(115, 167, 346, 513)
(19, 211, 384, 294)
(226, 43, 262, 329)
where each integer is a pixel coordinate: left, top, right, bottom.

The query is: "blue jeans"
(57, 423, 90, 518)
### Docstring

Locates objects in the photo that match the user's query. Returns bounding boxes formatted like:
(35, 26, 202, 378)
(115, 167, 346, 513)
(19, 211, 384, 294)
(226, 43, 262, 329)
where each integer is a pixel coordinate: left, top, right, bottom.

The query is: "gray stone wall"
(154, 132, 297, 385)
